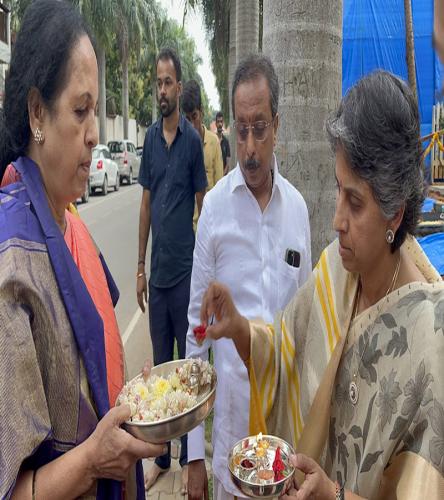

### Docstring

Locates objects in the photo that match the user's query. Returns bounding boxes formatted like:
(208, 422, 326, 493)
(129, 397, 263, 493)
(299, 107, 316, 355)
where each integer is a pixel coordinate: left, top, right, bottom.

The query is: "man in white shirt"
(186, 54, 312, 500)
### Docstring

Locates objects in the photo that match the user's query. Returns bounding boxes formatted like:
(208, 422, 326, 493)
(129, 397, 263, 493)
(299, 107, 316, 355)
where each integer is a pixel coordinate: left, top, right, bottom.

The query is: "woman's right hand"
(200, 282, 251, 360)
(85, 405, 166, 482)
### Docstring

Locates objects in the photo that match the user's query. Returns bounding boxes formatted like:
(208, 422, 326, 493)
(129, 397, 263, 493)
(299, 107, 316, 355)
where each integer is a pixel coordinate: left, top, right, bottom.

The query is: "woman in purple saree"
(0, 1, 164, 498)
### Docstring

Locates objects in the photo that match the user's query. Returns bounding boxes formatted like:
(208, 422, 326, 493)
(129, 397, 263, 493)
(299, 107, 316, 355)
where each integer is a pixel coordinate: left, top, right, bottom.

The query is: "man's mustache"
(244, 158, 260, 171)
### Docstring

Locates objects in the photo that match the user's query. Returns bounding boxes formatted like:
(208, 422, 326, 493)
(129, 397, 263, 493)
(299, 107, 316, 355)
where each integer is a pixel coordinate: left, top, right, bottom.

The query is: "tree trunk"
(236, 0, 259, 63)
(97, 45, 107, 145)
(152, 64, 157, 124)
(263, 0, 343, 264)
(404, 0, 418, 106)
(228, 0, 237, 169)
(120, 28, 129, 140)
(122, 55, 129, 139)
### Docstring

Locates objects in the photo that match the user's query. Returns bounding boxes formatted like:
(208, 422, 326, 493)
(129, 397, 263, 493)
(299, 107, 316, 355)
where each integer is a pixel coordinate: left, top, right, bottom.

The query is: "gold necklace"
(348, 254, 401, 405)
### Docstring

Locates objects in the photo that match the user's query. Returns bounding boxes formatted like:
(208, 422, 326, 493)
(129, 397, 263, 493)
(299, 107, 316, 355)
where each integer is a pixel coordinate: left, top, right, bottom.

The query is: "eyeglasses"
(233, 120, 274, 143)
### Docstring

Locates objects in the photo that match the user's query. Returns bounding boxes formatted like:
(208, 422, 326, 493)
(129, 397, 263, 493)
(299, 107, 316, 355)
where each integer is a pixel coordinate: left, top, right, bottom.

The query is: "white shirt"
(186, 158, 311, 495)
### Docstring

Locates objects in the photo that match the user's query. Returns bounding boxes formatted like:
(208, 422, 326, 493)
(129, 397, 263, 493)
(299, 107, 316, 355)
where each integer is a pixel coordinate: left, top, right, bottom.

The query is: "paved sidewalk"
(145, 440, 213, 499)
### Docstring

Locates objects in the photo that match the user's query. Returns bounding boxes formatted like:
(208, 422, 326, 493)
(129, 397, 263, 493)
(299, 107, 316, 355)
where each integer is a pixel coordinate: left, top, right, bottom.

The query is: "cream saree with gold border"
(248, 237, 444, 499)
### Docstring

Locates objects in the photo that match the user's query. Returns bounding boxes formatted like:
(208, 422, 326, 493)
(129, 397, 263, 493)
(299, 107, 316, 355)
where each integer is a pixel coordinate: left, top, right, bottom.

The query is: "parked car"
(89, 144, 119, 196)
(136, 146, 143, 158)
(107, 139, 141, 184)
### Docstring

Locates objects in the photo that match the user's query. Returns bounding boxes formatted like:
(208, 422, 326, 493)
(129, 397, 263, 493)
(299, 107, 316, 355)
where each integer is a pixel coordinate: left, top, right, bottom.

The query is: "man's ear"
(177, 81, 182, 99)
(273, 113, 279, 148)
(27, 87, 46, 134)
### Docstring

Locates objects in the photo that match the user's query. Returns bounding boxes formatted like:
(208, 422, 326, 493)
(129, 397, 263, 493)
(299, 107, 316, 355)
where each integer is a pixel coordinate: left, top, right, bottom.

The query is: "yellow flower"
(135, 383, 149, 400)
(255, 447, 265, 458)
(153, 378, 171, 398)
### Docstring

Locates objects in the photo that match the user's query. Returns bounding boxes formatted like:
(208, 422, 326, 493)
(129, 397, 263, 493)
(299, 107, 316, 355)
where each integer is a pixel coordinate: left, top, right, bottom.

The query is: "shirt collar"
(202, 125, 208, 145)
(230, 153, 281, 195)
(154, 113, 185, 134)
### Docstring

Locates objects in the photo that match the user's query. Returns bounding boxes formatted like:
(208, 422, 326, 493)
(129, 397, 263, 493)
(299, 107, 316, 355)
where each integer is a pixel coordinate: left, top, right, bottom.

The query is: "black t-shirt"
(219, 134, 231, 167)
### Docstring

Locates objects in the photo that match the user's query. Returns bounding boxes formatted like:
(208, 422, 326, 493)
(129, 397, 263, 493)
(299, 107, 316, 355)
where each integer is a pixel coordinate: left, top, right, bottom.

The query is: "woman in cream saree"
(200, 71, 444, 499)
(247, 238, 444, 499)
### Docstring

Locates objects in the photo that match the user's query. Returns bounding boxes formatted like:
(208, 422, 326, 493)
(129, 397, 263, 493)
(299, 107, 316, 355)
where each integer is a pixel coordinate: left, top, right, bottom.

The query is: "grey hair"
(231, 54, 279, 119)
(326, 70, 424, 252)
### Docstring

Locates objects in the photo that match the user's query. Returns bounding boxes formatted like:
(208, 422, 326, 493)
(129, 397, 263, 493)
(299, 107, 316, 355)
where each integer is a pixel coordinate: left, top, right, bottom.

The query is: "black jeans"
(148, 273, 191, 469)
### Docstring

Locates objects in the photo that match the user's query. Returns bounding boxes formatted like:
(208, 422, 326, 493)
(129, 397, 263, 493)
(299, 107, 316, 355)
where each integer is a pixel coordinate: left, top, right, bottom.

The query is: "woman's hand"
(200, 282, 251, 360)
(85, 405, 166, 482)
(200, 282, 244, 339)
(281, 454, 336, 500)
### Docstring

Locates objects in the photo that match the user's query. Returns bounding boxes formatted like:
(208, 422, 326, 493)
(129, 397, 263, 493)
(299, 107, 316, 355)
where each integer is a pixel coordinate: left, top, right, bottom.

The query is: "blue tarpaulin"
(422, 197, 436, 212)
(343, 0, 440, 138)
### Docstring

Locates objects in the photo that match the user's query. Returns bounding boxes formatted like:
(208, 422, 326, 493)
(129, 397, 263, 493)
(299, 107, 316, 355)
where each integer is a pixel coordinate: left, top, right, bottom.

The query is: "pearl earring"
(386, 229, 394, 244)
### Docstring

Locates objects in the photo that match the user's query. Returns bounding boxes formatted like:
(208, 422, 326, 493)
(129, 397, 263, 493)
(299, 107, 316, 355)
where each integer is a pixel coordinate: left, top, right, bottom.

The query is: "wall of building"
(95, 115, 147, 148)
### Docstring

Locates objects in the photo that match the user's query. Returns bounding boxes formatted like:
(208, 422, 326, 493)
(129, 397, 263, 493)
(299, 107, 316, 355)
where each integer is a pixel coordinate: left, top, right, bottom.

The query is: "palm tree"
(71, 0, 115, 145)
(228, 1, 236, 168)
(186, 0, 260, 170)
(262, 0, 343, 263)
(9, 0, 32, 33)
(404, 0, 418, 106)
(114, 0, 156, 139)
(235, 0, 259, 63)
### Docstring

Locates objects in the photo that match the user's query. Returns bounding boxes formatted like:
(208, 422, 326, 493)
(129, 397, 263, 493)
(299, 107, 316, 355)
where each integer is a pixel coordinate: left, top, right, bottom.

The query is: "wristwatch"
(335, 481, 345, 500)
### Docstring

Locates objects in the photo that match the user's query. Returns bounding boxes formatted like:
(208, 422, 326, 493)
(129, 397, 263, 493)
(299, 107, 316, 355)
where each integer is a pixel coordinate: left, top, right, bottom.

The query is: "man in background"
(137, 48, 207, 494)
(182, 79, 224, 229)
(216, 110, 231, 175)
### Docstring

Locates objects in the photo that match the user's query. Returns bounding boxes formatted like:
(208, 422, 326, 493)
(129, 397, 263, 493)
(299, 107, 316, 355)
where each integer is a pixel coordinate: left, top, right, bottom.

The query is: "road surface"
(78, 183, 152, 379)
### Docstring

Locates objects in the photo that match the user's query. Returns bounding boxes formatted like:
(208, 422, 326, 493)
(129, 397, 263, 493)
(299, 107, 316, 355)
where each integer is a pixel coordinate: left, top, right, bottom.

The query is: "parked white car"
(108, 140, 141, 184)
(89, 145, 119, 195)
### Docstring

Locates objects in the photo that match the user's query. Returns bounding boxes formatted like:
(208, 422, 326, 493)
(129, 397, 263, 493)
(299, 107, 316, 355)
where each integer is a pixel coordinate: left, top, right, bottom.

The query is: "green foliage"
(10, 0, 207, 128)
(197, 0, 230, 119)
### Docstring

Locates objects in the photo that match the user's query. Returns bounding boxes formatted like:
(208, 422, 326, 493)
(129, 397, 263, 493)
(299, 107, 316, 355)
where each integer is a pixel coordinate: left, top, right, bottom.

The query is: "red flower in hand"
(272, 446, 285, 481)
(193, 324, 206, 345)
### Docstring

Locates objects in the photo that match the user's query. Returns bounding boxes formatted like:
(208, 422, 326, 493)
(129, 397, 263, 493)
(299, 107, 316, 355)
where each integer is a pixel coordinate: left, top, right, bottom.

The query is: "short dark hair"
(231, 54, 279, 119)
(215, 111, 224, 121)
(326, 70, 424, 251)
(181, 80, 202, 113)
(156, 47, 182, 82)
(0, 0, 94, 177)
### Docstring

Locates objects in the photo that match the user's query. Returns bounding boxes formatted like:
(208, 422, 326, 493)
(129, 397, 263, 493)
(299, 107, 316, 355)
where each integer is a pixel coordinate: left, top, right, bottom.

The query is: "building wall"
(95, 115, 147, 147)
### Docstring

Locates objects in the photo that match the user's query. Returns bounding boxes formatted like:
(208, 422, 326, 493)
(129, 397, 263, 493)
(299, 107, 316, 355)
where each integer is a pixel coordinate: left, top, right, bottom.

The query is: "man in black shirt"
(137, 47, 207, 494)
(215, 110, 231, 175)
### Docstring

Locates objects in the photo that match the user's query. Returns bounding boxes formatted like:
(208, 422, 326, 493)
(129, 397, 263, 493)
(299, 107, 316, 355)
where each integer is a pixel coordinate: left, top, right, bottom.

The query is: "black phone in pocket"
(285, 248, 300, 268)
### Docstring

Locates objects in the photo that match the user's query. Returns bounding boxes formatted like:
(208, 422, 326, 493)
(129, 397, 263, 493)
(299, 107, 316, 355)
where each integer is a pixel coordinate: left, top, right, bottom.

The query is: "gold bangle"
(136, 272, 146, 279)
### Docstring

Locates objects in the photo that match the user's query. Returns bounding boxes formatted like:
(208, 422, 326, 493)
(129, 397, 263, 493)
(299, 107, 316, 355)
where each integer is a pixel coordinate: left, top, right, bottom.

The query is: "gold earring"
(34, 127, 44, 145)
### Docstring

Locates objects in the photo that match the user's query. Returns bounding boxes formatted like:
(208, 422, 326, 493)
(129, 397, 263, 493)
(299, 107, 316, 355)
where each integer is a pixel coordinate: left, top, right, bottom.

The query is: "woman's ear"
(391, 203, 405, 234)
(27, 87, 45, 134)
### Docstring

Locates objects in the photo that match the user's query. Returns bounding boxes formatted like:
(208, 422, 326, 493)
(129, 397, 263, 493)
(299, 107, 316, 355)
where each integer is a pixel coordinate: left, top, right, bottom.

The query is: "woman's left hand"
(280, 454, 336, 500)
